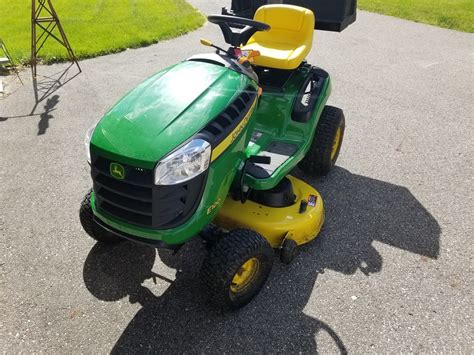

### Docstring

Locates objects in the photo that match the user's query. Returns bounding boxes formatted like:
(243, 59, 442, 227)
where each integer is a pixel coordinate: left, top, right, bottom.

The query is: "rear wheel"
(200, 229, 274, 310)
(299, 105, 345, 176)
(80, 189, 123, 244)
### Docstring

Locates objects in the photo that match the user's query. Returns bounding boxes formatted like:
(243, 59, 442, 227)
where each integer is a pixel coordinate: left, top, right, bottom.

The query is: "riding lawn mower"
(80, 1, 356, 309)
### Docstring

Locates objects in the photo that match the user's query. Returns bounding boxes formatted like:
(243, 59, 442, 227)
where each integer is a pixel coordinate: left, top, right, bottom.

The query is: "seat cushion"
(243, 40, 309, 70)
(241, 5, 315, 70)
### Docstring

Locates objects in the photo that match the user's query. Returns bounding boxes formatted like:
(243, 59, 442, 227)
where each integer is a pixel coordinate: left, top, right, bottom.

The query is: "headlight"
(84, 123, 97, 164)
(155, 139, 211, 185)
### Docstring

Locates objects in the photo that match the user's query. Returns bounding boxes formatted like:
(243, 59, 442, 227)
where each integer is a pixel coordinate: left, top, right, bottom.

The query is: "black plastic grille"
(91, 154, 206, 229)
(198, 86, 257, 148)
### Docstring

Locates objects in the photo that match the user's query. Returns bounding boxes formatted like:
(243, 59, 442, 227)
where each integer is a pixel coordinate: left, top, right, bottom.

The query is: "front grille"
(91, 154, 206, 229)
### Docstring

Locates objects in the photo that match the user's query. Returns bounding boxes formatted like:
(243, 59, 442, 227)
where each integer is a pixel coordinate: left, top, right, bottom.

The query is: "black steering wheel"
(207, 15, 270, 47)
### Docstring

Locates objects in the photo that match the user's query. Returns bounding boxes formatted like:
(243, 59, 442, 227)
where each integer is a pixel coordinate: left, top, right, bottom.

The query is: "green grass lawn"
(0, 0, 205, 64)
(358, 0, 474, 32)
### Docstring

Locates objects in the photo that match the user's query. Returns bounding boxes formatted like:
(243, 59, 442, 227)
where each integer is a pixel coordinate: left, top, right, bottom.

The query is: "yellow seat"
(242, 5, 315, 70)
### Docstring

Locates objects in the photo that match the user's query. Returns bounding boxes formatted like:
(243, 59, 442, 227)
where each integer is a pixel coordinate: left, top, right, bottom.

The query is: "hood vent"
(198, 86, 257, 148)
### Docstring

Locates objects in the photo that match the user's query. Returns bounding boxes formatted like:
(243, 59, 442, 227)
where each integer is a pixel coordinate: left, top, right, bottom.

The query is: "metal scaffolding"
(31, 0, 81, 78)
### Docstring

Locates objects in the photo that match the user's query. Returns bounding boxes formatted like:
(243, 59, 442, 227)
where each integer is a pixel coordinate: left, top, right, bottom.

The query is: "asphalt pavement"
(1, 0, 473, 353)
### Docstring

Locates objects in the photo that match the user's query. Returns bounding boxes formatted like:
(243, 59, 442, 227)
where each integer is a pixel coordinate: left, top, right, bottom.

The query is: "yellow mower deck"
(214, 176, 324, 248)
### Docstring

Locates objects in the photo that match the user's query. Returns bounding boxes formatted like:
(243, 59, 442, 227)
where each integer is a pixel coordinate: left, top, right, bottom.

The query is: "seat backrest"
(249, 5, 315, 47)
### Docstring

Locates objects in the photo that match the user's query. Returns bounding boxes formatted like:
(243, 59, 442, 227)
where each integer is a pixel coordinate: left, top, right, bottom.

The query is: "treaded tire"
(200, 229, 274, 310)
(299, 105, 345, 176)
(80, 189, 123, 244)
(199, 224, 225, 249)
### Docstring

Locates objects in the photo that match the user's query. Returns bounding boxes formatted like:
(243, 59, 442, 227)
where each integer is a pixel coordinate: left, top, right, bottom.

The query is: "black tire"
(199, 224, 225, 249)
(200, 229, 274, 310)
(299, 105, 345, 176)
(280, 238, 298, 264)
(79, 189, 123, 244)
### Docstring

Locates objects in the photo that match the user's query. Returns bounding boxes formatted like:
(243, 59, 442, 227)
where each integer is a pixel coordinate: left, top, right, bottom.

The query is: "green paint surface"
(245, 66, 331, 190)
(89, 62, 331, 245)
(91, 61, 253, 169)
(86, 49, 340, 246)
(91, 99, 257, 245)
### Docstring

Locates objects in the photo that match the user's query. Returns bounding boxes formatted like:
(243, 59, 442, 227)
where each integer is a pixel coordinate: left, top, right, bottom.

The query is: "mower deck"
(214, 175, 325, 248)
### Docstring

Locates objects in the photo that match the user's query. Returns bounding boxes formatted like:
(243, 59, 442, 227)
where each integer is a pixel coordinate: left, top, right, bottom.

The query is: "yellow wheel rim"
(331, 127, 342, 161)
(230, 257, 259, 293)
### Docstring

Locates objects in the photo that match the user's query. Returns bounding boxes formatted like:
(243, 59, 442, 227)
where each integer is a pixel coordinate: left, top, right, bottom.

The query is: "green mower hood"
(91, 60, 253, 169)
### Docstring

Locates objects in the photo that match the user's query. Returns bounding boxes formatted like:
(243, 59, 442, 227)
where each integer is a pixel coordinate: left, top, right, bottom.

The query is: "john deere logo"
(110, 162, 125, 180)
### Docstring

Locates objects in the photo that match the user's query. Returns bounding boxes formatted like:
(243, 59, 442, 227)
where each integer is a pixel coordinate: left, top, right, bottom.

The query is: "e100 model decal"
(211, 98, 257, 162)
(207, 198, 222, 215)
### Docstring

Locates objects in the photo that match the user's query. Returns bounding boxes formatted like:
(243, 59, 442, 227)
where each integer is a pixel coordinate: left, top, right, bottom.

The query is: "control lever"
(200, 38, 237, 59)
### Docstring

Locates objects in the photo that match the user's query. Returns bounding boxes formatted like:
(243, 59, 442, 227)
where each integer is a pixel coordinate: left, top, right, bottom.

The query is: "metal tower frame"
(31, 0, 81, 78)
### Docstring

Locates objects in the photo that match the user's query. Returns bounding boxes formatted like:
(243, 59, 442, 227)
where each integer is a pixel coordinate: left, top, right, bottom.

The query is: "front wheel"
(299, 105, 345, 176)
(79, 189, 123, 244)
(200, 229, 274, 310)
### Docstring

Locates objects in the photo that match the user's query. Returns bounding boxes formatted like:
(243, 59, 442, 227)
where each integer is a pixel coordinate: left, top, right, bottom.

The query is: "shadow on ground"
(0, 64, 79, 130)
(37, 94, 59, 135)
(31, 63, 80, 112)
(83, 167, 440, 353)
(0, 94, 60, 136)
